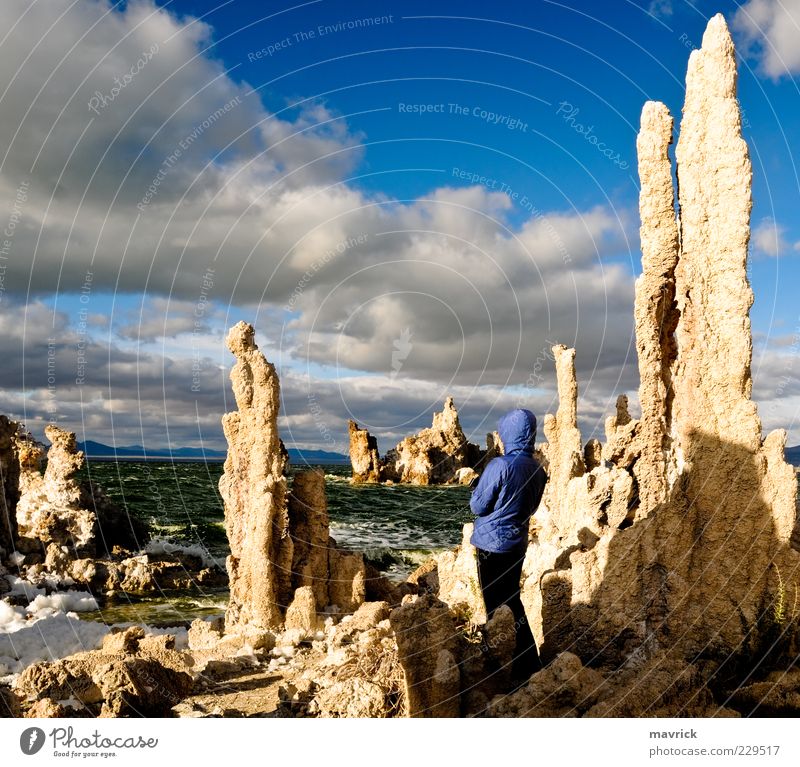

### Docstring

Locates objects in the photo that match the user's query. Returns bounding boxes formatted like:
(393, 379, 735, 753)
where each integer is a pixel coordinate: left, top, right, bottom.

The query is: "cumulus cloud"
(1, 1, 792, 450)
(751, 217, 799, 258)
(648, 1, 674, 19)
(0, 0, 364, 302)
(733, 0, 800, 77)
(0, 0, 642, 402)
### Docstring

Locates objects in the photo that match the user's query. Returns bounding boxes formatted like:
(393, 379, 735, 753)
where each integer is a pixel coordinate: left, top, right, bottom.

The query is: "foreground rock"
(12, 627, 192, 717)
(487, 652, 744, 718)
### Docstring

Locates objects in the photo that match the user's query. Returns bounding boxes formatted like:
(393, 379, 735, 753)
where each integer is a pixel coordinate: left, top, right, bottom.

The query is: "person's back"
(470, 409, 547, 553)
(469, 407, 547, 684)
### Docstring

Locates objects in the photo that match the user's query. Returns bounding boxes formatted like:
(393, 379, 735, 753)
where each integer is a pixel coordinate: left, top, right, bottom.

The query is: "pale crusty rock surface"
(521, 14, 800, 667)
(435, 523, 487, 624)
(350, 397, 485, 485)
(287, 469, 330, 609)
(633, 100, 679, 518)
(487, 652, 739, 718)
(15, 426, 97, 554)
(284, 586, 320, 635)
(327, 546, 366, 613)
(0, 419, 223, 595)
(13, 627, 193, 718)
(382, 396, 473, 485)
(348, 420, 382, 483)
(7, 423, 153, 579)
(542, 345, 585, 523)
(220, 321, 290, 636)
(390, 594, 462, 717)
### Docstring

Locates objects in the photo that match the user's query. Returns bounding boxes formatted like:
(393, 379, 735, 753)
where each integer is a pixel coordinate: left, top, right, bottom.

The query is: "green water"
(79, 460, 472, 625)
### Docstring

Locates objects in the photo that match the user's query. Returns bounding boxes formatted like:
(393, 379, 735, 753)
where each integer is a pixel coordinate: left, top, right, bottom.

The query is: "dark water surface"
(79, 461, 472, 624)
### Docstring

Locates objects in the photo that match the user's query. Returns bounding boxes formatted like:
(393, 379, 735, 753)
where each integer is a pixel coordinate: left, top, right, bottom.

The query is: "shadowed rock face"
(521, 14, 800, 666)
(0, 415, 22, 553)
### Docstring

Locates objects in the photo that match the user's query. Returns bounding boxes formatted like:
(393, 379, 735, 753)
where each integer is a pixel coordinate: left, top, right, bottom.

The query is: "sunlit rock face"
(521, 14, 800, 665)
(220, 321, 290, 638)
(350, 397, 486, 485)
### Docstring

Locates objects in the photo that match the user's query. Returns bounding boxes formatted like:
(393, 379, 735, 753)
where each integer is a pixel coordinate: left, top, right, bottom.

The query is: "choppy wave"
(82, 460, 471, 580)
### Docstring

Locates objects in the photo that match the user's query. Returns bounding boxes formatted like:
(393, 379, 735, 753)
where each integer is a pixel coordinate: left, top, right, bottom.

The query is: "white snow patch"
(4, 576, 45, 601)
(1, 590, 191, 682)
(58, 698, 84, 710)
(0, 608, 109, 682)
(27, 591, 99, 615)
(143, 537, 221, 568)
(141, 624, 189, 650)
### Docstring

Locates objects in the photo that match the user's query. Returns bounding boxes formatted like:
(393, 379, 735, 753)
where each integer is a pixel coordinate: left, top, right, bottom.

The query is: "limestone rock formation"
(219, 323, 372, 644)
(348, 420, 382, 483)
(486, 651, 737, 718)
(382, 397, 480, 484)
(633, 99, 680, 517)
(328, 545, 366, 613)
(435, 523, 487, 624)
(288, 468, 330, 608)
(285, 586, 320, 635)
(487, 652, 608, 717)
(521, 14, 800, 667)
(349, 397, 488, 485)
(220, 321, 291, 638)
(15, 426, 97, 555)
(390, 595, 462, 717)
(312, 678, 389, 718)
(542, 345, 585, 520)
(3, 423, 147, 567)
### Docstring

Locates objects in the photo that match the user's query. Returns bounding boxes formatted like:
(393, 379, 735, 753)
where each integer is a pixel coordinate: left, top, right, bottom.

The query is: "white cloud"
(0, 0, 643, 450)
(1, 1, 792, 451)
(752, 217, 799, 258)
(733, 0, 800, 77)
(648, 1, 674, 19)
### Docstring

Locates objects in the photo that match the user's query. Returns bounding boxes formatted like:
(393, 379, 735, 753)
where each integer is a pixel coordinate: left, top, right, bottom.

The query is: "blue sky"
(0, 0, 798, 452)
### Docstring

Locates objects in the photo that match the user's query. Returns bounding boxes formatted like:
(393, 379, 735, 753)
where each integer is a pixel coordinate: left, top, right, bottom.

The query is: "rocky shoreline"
(348, 396, 496, 486)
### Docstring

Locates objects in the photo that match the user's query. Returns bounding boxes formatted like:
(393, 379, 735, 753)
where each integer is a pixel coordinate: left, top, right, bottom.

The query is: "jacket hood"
(497, 408, 537, 455)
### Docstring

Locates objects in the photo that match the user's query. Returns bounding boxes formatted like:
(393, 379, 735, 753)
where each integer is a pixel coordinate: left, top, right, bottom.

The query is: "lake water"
(78, 460, 472, 624)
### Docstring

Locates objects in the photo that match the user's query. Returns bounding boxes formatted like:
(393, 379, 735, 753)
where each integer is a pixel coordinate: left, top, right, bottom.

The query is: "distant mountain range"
(77, 440, 349, 464)
(74, 440, 799, 467)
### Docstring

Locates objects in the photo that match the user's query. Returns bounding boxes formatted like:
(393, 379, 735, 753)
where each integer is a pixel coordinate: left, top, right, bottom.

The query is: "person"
(470, 408, 547, 684)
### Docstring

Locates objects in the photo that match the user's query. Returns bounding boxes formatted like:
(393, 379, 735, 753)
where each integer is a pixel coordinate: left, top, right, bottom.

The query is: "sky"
(0, 0, 798, 454)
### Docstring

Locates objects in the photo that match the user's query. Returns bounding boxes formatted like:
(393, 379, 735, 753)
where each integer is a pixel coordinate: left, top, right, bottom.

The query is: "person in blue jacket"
(470, 408, 547, 682)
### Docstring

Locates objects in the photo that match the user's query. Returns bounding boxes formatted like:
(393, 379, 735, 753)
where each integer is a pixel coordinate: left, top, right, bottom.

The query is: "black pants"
(476, 547, 542, 680)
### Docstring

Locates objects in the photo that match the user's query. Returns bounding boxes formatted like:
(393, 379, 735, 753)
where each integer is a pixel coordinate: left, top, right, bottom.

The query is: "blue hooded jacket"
(470, 409, 547, 553)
